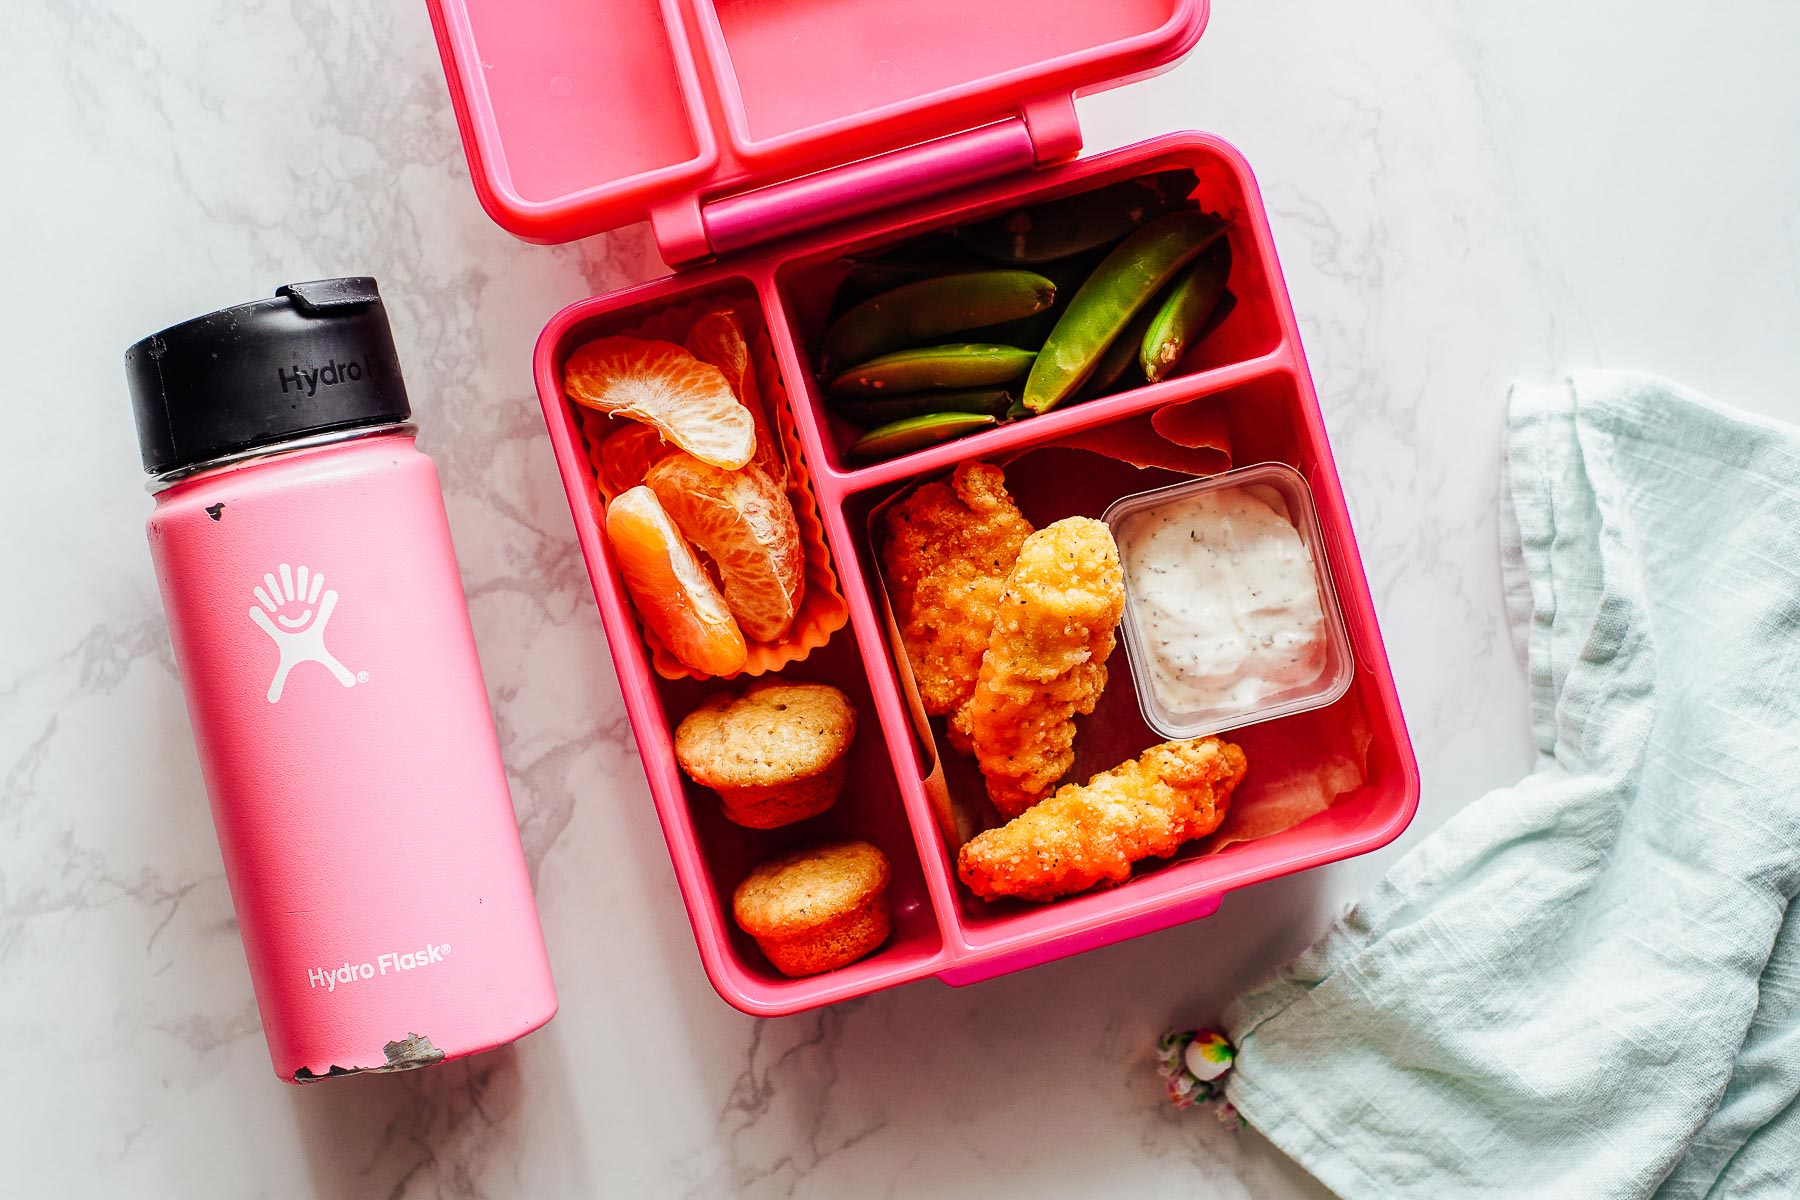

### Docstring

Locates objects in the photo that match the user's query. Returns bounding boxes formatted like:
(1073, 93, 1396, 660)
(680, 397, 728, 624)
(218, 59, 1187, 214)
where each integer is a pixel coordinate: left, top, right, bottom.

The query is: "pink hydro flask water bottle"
(126, 278, 556, 1082)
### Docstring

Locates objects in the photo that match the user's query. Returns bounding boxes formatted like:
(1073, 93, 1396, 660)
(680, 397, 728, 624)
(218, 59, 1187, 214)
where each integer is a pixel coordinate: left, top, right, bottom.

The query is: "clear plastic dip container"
(1103, 463, 1355, 740)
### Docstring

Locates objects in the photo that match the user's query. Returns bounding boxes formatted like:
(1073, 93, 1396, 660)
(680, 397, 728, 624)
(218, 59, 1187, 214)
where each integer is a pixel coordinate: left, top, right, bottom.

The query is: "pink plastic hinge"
(655, 96, 1084, 266)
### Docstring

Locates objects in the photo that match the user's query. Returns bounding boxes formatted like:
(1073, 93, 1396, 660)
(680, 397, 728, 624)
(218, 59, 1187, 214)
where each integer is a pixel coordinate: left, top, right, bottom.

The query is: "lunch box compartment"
(652, 634, 947, 1005)
(771, 147, 1290, 477)
(430, 0, 715, 237)
(693, 0, 1190, 150)
(841, 398, 1412, 944)
(548, 275, 853, 680)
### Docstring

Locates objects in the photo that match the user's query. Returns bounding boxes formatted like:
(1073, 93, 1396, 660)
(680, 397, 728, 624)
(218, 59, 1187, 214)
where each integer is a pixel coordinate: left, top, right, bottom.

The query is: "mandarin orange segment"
(605, 486, 747, 677)
(646, 453, 804, 644)
(685, 309, 787, 486)
(597, 421, 672, 501)
(565, 335, 755, 470)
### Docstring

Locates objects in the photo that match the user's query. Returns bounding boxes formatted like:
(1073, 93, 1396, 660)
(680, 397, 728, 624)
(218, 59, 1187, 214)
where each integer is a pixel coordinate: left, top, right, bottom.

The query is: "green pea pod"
(1079, 286, 1239, 404)
(832, 389, 1015, 429)
(867, 231, 976, 263)
(1076, 303, 1159, 403)
(954, 169, 1199, 264)
(840, 259, 981, 294)
(1140, 239, 1233, 383)
(1022, 211, 1228, 414)
(959, 248, 1109, 351)
(848, 412, 998, 461)
(828, 344, 1036, 397)
(818, 270, 1055, 374)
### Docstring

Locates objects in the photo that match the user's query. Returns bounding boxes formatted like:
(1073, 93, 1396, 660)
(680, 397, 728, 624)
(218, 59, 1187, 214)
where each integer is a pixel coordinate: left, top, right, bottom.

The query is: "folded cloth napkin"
(1222, 373, 1800, 1199)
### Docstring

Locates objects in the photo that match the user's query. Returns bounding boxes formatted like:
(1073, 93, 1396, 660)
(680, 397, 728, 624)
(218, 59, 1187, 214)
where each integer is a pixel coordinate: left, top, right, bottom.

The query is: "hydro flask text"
(307, 942, 453, 992)
(276, 355, 381, 398)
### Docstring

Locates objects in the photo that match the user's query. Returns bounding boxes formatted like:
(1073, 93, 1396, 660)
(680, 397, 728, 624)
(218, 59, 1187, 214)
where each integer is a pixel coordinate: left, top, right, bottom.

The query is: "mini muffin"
(732, 839, 892, 977)
(674, 681, 856, 828)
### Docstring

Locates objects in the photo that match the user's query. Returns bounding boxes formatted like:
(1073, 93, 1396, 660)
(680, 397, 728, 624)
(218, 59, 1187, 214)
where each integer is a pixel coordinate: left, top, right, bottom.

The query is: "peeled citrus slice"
(565, 336, 755, 469)
(684, 309, 786, 486)
(596, 421, 672, 501)
(605, 486, 747, 677)
(646, 453, 804, 643)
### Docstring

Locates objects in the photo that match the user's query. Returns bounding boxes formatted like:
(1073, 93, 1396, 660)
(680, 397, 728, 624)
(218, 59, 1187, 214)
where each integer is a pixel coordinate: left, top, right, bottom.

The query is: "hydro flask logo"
(248, 564, 361, 704)
(276, 355, 378, 398)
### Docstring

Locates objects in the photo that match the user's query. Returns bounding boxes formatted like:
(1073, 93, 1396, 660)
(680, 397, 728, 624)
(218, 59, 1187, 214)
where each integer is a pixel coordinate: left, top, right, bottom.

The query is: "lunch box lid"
(424, 0, 1209, 265)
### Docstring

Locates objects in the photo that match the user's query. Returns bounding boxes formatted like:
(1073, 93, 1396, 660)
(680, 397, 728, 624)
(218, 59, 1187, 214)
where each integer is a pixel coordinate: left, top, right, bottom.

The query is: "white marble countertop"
(8, 2, 1800, 1196)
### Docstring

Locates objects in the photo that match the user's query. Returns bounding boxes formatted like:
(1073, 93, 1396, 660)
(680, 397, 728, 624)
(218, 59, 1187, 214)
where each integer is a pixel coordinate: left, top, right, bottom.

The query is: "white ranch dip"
(1115, 484, 1328, 717)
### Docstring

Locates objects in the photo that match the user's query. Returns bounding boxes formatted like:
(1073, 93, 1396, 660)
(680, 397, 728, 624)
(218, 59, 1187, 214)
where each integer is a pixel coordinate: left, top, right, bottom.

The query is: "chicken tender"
(965, 517, 1125, 817)
(881, 463, 1034, 736)
(958, 737, 1248, 902)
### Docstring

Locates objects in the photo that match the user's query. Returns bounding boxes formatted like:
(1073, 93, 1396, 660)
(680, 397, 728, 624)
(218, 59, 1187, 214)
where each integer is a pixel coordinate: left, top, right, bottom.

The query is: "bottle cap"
(125, 277, 412, 476)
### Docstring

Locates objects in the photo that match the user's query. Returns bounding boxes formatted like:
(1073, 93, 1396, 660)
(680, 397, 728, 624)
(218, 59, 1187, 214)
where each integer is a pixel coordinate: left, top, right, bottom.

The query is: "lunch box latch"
(650, 94, 1083, 268)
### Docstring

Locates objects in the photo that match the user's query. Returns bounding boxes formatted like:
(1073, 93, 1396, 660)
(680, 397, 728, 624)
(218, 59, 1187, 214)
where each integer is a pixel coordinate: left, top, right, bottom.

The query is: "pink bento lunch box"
(425, 0, 1420, 1015)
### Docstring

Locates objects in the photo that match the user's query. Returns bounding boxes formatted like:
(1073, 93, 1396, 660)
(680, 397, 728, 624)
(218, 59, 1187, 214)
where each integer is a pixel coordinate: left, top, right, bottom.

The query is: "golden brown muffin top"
(733, 839, 890, 936)
(675, 681, 856, 788)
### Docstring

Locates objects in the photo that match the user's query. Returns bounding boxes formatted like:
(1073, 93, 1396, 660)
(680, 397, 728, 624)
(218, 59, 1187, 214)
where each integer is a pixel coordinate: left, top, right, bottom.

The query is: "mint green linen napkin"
(1223, 373, 1800, 1199)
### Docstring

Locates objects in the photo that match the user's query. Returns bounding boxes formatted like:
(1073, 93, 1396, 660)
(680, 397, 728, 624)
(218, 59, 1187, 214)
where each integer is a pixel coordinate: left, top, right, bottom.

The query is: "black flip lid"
(125, 277, 411, 475)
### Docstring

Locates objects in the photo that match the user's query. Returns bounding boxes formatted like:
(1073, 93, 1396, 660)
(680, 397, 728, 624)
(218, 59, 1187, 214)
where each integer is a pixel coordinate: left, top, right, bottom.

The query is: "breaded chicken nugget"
(958, 738, 1248, 902)
(965, 517, 1124, 817)
(881, 463, 1034, 736)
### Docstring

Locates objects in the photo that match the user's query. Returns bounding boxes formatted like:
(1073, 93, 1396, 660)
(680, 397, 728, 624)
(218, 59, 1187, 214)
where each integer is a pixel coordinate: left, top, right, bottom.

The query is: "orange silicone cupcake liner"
(573, 297, 849, 681)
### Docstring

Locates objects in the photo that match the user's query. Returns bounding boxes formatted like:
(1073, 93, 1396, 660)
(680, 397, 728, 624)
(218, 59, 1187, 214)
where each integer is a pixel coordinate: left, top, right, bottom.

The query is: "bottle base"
(283, 998, 559, 1084)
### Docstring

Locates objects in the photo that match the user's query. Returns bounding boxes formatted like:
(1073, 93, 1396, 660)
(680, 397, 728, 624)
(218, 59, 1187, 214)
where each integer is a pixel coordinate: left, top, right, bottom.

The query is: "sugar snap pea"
(1076, 303, 1158, 402)
(832, 388, 1015, 429)
(1080, 286, 1238, 403)
(841, 259, 980, 294)
(954, 169, 1199, 265)
(959, 248, 1107, 351)
(828, 344, 1036, 397)
(819, 270, 1054, 374)
(848, 412, 997, 461)
(1021, 211, 1228, 414)
(869, 231, 975, 263)
(1140, 239, 1233, 383)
